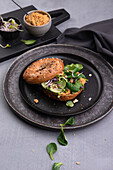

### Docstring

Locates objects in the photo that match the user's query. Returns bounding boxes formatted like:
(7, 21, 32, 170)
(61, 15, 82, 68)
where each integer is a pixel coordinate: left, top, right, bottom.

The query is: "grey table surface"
(0, 0, 113, 170)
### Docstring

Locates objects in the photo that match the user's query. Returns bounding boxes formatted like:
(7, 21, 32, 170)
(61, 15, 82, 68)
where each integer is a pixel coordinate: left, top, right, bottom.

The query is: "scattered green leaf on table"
(57, 127, 68, 146)
(21, 39, 36, 45)
(0, 44, 11, 48)
(60, 116, 75, 127)
(52, 162, 63, 170)
(47, 143, 57, 160)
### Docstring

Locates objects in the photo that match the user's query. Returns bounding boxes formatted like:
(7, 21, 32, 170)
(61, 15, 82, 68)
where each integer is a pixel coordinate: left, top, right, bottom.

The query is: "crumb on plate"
(88, 97, 92, 101)
(73, 99, 79, 103)
(89, 73, 92, 77)
(34, 99, 39, 103)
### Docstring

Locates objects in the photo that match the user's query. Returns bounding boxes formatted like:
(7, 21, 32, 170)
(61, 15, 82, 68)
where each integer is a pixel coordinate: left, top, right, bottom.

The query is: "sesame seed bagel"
(23, 58, 64, 84)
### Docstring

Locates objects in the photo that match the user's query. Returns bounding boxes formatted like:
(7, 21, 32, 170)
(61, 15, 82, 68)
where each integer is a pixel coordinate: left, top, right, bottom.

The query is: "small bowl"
(0, 17, 22, 39)
(23, 10, 52, 37)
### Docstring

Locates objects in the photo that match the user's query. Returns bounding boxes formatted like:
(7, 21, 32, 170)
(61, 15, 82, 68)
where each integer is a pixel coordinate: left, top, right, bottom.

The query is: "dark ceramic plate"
(3, 44, 113, 130)
(19, 54, 103, 116)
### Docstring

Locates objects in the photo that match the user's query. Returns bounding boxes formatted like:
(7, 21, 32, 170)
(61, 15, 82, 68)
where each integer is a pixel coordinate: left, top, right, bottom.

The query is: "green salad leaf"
(77, 73, 86, 79)
(52, 162, 63, 170)
(75, 79, 83, 88)
(66, 101, 74, 107)
(57, 127, 68, 146)
(60, 117, 75, 126)
(65, 72, 86, 79)
(64, 63, 83, 73)
(21, 39, 36, 45)
(47, 143, 57, 160)
(66, 80, 83, 92)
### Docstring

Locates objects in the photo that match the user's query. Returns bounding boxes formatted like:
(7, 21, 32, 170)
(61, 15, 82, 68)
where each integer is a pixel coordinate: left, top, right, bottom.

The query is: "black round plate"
(19, 54, 103, 116)
(3, 44, 113, 130)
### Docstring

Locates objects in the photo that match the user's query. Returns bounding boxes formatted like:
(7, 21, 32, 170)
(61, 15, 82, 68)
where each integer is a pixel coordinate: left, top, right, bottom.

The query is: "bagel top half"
(23, 57, 64, 84)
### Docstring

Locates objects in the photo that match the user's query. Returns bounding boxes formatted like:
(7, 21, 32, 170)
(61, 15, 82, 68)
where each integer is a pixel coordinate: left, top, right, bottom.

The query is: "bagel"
(43, 77, 86, 101)
(23, 58, 87, 102)
(23, 58, 64, 84)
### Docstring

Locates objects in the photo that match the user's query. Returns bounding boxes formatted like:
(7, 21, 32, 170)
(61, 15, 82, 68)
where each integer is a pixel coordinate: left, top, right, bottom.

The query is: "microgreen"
(0, 44, 11, 48)
(21, 39, 36, 45)
(57, 127, 68, 146)
(47, 143, 57, 160)
(52, 162, 63, 170)
(60, 117, 75, 127)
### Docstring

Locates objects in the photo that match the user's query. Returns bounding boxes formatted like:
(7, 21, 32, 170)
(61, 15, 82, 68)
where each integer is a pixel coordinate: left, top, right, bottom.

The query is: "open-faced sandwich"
(23, 57, 87, 101)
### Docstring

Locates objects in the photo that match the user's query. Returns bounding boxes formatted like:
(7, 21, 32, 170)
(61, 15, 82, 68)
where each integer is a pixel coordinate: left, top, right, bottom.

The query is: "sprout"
(0, 16, 23, 32)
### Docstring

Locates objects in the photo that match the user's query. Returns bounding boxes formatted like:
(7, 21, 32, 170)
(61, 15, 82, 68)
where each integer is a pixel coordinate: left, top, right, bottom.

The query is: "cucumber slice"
(50, 83, 63, 93)
(41, 79, 66, 93)
(41, 82, 47, 89)
(57, 80, 66, 89)
(41, 82, 48, 89)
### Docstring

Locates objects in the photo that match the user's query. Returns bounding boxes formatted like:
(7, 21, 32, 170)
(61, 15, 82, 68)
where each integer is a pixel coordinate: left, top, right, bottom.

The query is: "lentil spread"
(25, 12, 50, 26)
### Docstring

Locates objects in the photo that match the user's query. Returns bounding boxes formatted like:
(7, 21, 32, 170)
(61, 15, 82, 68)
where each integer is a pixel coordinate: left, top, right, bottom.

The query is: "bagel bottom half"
(43, 88, 83, 101)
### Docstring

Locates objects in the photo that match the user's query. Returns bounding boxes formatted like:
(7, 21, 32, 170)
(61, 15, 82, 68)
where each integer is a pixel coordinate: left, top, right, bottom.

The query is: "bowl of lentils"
(23, 10, 51, 37)
(0, 16, 22, 39)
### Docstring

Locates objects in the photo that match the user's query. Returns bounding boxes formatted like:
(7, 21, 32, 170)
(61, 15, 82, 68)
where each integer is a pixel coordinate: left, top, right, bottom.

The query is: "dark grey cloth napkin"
(57, 18, 113, 65)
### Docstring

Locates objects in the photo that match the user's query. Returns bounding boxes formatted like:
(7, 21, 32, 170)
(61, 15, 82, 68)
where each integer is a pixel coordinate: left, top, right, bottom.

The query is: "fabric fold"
(57, 19, 113, 65)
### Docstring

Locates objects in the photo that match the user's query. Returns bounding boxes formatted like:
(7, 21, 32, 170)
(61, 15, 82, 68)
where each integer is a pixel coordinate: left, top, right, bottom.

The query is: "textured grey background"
(0, 0, 113, 170)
